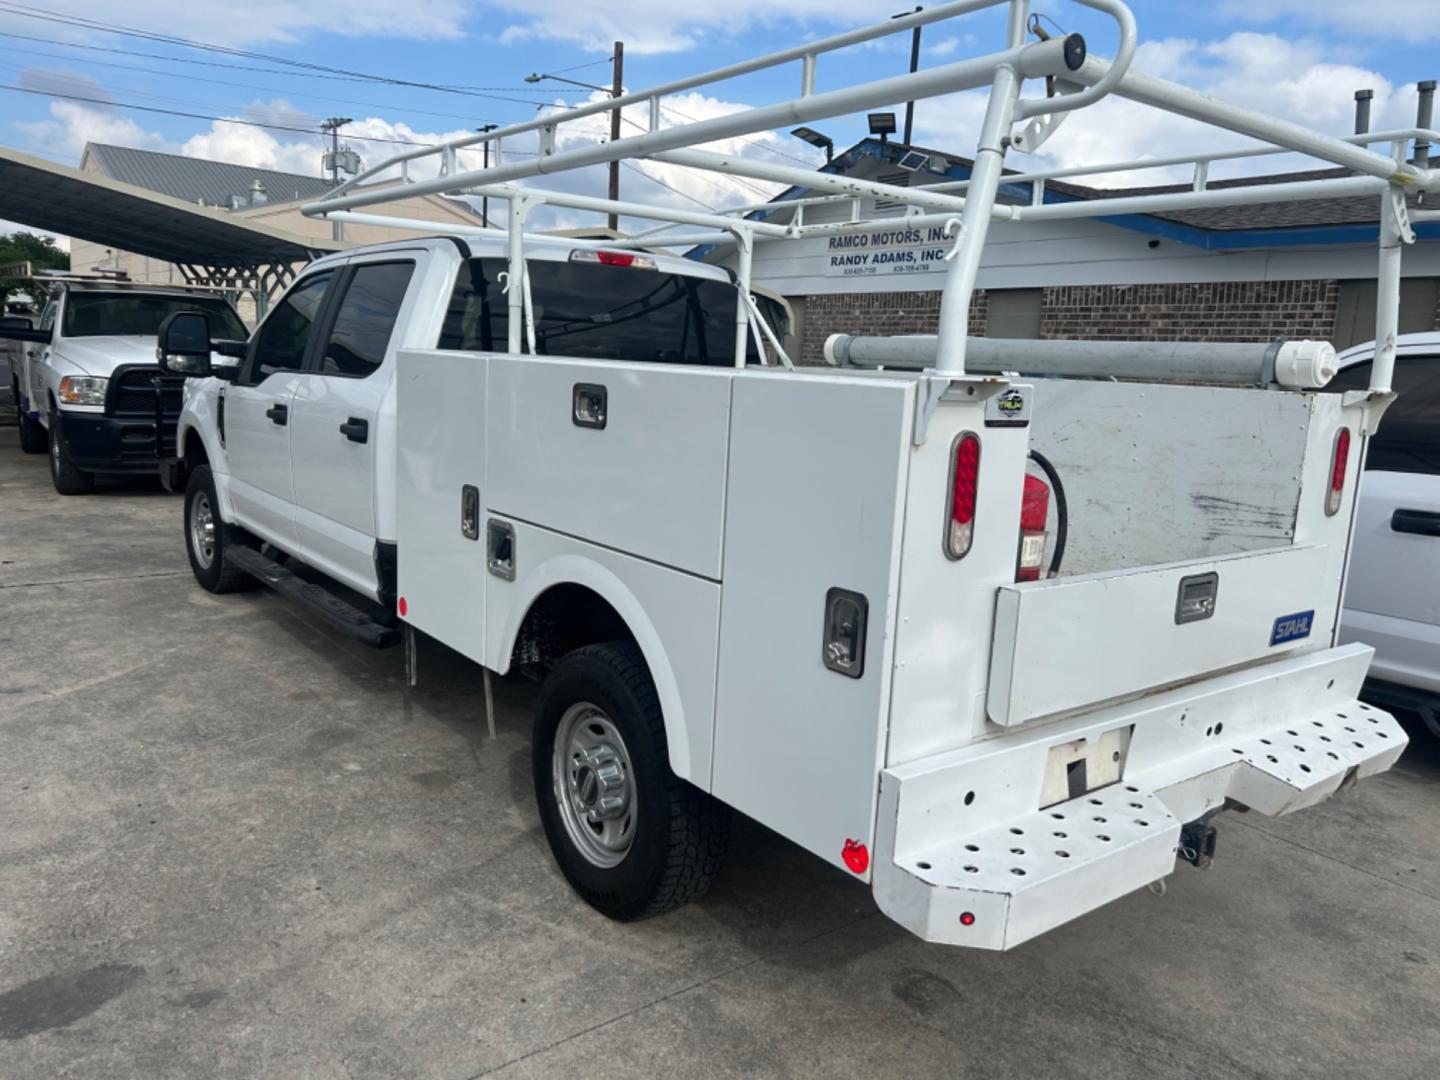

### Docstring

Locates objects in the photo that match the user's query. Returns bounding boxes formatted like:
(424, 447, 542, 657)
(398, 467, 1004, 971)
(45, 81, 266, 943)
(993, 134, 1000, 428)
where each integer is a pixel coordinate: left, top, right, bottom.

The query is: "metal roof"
(0, 145, 343, 268)
(84, 143, 334, 207)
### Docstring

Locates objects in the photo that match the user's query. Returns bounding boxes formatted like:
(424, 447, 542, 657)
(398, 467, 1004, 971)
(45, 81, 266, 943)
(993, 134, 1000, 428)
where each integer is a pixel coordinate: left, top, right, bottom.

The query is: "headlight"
(57, 375, 108, 406)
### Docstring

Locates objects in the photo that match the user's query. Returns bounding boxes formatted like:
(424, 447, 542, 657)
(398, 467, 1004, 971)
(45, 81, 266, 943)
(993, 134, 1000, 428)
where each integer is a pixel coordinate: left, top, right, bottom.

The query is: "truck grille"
(110, 367, 185, 420)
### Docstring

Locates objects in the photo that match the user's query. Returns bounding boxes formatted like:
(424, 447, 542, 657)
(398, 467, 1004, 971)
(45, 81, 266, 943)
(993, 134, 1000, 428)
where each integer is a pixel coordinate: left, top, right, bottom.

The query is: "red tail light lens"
(944, 432, 981, 560)
(1017, 473, 1051, 581)
(1326, 427, 1351, 516)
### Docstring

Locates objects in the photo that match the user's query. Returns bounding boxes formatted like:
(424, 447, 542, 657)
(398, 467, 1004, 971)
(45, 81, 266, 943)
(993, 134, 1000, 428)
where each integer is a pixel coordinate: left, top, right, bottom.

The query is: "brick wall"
(1039, 281, 1339, 342)
(800, 279, 1345, 364)
(799, 289, 988, 365)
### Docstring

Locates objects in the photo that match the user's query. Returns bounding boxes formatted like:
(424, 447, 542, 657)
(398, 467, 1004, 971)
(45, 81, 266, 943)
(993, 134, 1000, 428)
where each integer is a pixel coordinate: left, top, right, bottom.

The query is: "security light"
(791, 126, 834, 163)
(867, 112, 898, 143)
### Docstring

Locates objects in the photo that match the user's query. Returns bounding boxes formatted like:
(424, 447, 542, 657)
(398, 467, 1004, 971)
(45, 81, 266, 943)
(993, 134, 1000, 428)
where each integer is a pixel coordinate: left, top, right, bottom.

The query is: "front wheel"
(183, 464, 253, 593)
(534, 642, 731, 921)
(48, 409, 93, 494)
(14, 382, 47, 454)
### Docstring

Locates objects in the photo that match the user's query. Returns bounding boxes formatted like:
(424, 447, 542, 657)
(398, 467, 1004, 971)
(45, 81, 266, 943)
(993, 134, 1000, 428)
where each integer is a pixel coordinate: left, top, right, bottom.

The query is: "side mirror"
(156, 311, 213, 377)
(0, 315, 49, 344)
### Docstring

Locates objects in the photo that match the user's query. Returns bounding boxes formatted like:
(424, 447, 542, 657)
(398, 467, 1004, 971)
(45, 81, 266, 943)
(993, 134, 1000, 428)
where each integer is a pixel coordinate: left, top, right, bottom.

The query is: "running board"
(227, 546, 399, 648)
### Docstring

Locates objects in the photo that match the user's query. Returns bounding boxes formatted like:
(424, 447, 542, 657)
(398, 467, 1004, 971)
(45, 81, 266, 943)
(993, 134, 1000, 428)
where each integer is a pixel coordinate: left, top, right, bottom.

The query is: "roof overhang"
(0, 146, 346, 268)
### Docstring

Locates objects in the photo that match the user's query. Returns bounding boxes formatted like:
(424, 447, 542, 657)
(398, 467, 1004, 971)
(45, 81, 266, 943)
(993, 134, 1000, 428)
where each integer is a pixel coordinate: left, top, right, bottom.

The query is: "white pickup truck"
(159, 230, 1406, 950)
(155, 0, 1429, 949)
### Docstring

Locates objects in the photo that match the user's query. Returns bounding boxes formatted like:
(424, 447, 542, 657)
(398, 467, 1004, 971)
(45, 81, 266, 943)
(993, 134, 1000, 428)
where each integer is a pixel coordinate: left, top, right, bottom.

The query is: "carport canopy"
(0, 145, 344, 268)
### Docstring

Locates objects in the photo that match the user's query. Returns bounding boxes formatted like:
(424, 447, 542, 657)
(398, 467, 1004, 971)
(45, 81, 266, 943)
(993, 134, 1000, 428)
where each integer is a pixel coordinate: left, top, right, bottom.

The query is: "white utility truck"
(158, 0, 1428, 950)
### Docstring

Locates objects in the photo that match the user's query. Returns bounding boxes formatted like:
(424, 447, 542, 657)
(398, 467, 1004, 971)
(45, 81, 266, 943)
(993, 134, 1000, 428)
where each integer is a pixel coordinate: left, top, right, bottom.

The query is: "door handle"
(266, 403, 288, 425)
(1392, 509, 1440, 537)
(339, 417, 369, 444)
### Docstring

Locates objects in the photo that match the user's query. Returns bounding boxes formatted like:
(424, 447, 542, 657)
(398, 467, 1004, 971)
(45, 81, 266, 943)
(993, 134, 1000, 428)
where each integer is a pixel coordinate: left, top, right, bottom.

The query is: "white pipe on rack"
(733, 232, 754, 368)
(1372, 191, 1403, 394)
(1012, 173, 1387, 221)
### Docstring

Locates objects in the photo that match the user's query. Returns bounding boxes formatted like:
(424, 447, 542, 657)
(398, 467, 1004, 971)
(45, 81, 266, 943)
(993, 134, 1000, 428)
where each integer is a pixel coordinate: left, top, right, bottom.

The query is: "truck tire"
(534, 641, 731, 921)
(14, 381, 48, 454)
(183, 464, 252, 593)
(48, 408, 94, 494)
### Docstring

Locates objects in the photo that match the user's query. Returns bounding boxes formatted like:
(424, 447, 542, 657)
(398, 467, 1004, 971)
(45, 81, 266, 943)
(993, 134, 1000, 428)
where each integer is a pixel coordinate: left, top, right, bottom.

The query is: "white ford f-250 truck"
(156, 0, 1423, 949)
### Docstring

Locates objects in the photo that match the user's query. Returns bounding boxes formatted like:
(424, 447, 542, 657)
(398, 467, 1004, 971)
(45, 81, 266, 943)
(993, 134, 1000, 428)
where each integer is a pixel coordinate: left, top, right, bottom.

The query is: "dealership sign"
(826, 224, 952, 277)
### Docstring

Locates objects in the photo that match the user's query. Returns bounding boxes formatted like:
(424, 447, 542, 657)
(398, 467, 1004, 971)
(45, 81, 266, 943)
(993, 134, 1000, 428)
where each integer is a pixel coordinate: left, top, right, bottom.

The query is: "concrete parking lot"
(1, 424, 1437, 1080)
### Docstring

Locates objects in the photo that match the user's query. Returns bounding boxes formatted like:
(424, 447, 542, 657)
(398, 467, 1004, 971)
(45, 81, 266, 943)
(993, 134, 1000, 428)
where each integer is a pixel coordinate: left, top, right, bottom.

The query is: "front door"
(290, 260, 415, 596)
(224, 270, 335, 552)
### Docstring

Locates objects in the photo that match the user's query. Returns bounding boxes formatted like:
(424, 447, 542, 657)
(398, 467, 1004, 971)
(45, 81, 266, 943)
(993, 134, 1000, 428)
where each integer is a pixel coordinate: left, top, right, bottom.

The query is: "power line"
(0, 3, 561, 109)
(0, 82, 434, 146)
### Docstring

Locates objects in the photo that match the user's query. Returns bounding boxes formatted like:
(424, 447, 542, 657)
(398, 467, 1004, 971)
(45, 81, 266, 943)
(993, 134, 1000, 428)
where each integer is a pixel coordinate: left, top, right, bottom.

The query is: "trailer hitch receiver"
(1178, 819, 1218, 869)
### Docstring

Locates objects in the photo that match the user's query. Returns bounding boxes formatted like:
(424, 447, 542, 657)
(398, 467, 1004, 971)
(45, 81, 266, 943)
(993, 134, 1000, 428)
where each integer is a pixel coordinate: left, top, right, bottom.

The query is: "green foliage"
(0, 231, 69, 310)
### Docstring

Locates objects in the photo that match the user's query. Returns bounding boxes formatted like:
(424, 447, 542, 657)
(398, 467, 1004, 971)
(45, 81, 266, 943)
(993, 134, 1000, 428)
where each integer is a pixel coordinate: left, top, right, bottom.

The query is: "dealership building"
(702, 137, 1440, 363)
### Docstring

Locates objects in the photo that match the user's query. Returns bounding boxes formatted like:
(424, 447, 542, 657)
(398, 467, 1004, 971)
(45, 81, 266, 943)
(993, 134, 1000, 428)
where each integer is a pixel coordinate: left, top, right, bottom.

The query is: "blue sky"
(1, 0, 1436, 228)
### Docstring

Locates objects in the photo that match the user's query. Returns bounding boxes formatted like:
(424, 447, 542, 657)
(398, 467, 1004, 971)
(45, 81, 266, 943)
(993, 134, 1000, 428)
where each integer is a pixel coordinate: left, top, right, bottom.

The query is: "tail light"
(1017, 473, 1051, 581)
(944, 432, 981, 559)
(569, 250, 657, 269)
(1325, 427, 1351, 516)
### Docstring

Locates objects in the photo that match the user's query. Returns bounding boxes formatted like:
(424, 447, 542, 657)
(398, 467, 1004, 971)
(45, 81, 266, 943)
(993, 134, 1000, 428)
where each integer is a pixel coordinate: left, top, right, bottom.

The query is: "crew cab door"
(224, 270, 335, 552)
(1336, 354, 1440, 686)
(289, 259, 415, 596)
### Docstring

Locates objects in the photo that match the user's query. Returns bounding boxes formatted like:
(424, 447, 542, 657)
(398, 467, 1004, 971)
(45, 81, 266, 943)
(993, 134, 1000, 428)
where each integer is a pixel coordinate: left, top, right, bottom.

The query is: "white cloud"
(912, 33, 1419, 187)
(1219, 0, 1440, 43)
(0, 0, 471, 47)
(486, 0, 907, 55)
(16, 100, 168, 160)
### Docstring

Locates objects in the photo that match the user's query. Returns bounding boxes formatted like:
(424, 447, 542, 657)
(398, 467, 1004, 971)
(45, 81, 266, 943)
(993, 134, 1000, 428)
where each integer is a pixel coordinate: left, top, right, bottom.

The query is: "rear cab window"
(1331, 357, 1440, 476)
(437, 256, 767, 365)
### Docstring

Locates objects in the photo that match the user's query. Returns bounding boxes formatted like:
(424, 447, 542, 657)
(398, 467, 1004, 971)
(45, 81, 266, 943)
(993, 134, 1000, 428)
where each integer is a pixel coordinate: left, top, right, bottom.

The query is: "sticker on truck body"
(1270, 610, 1314, 646)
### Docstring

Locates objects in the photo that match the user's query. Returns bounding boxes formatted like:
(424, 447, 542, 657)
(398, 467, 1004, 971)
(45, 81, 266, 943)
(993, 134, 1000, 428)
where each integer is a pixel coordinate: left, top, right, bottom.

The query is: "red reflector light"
(569, 249, 657, 270)
(1326, 427, 1351, 516)
(960, 911, 976, 926)
(398, 596, 408, 617)
(945, 432, 981, 560)
(597, 251, 636, 267)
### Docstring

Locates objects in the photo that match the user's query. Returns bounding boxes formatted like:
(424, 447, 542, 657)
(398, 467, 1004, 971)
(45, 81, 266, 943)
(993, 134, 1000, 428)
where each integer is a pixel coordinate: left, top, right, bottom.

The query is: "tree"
(0, 231, 69, 311)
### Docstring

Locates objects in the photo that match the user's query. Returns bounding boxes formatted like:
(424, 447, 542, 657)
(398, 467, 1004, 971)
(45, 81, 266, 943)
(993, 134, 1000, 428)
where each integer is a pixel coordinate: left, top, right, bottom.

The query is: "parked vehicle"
(0, 278, 246, 493)
(156, 0, 1421, 951)
(1334, 334, 1440, 735)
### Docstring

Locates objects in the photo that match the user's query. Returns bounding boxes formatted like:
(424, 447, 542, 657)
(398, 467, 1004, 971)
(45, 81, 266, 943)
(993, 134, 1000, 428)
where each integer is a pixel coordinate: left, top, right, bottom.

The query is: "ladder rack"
(301, 0, 1439, 409)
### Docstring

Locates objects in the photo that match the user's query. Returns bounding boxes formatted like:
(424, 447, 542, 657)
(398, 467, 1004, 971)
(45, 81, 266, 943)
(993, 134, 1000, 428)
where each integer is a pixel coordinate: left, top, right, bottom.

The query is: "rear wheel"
(13, 381, 47, 454)
(184, 464, 252, 593)
(48, 409, 93, 495)
(534, 642, 731, 921)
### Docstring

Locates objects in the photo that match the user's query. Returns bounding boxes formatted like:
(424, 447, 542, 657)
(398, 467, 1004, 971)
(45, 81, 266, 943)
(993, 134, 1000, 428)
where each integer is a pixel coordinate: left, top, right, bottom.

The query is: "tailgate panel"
(988, 542, 1332, 727)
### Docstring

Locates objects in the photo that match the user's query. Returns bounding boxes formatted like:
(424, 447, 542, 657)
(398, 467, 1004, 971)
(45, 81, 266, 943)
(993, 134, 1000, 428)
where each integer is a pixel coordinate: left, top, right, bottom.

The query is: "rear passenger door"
(289, 259, 415, 597)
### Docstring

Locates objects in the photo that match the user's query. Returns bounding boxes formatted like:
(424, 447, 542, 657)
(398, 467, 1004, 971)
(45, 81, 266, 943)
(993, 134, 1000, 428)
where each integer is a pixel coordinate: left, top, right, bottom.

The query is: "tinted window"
(249, 272, 333, 380)
(319, 262, 414, 377)
(1330, 356, 1440, 475)
(62, 292, 247, 340)
(438, 258, 758, 365)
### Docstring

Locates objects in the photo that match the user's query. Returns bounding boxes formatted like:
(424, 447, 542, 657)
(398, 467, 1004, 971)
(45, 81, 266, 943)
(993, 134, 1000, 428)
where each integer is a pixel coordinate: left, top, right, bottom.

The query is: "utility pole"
(609, 41, 624, 233)
(478, 123, 499, 228)
(320, 118, 352, 242)
(895, 8, 922, 146)
(320, 117, 352, 184)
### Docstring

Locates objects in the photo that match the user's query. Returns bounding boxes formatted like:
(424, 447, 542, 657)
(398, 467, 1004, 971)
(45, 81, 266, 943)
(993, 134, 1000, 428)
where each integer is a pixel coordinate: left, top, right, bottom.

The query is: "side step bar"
(227, 546, 399, 648)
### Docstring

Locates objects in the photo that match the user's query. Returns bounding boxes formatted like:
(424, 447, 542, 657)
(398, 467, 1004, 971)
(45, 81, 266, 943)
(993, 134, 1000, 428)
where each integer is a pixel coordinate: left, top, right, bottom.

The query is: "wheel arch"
(494, 556, 700, 784)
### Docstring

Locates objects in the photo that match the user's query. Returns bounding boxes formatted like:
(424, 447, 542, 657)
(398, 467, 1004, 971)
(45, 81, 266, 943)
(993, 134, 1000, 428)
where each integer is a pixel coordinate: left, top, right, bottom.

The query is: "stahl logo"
(1270, 610, 1315, 646)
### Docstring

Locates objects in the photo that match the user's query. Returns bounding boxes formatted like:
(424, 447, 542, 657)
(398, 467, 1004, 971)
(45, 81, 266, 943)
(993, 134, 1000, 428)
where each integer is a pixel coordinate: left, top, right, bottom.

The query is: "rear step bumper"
(873, 643, 1406, 951)
(228, 546, 399, 648)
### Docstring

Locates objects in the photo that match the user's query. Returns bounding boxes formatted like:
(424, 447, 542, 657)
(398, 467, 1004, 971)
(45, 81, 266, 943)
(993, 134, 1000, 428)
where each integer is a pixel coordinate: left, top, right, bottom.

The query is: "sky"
(1, 0, 1437, 243)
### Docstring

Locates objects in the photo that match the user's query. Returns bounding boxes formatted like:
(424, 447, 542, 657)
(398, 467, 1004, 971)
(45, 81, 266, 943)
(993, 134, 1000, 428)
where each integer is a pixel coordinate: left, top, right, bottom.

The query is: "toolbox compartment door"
(987, 542, 1332, 727)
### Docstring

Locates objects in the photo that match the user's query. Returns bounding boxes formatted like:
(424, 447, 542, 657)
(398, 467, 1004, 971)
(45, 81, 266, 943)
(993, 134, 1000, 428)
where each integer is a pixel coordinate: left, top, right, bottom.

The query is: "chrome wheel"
(552, 702, 636, 868)
(189, 490, 216, 569)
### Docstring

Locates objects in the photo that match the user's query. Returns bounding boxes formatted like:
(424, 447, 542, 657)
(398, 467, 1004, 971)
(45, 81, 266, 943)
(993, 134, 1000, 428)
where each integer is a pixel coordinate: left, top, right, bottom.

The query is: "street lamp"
(791, 126, 834, 163)
(526, 44, 625, 231)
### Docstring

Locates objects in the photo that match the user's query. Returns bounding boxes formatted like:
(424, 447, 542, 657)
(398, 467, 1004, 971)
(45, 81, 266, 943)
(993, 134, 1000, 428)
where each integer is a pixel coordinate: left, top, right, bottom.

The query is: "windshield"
(62, 292, 248, 341)
(438, 257, 769, 365)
